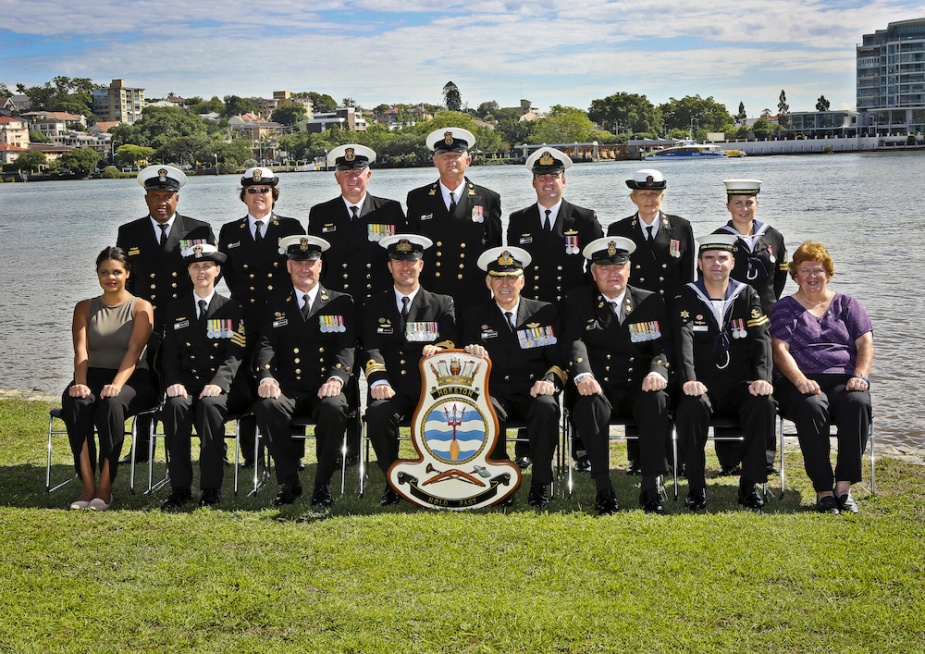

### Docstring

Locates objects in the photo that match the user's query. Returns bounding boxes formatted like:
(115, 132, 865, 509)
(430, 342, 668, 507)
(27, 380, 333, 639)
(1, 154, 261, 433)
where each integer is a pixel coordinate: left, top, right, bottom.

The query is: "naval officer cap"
(328, 144, 376, 170)
(182, 243, 227, 265)
(626, 168, 667, 190)
(525, 147, 572, 174)
(583, 237, 636, 265)
(696, 233, 739, 255)
(137, 165, 186, 192)
(477, 246, 532, 277)
(723, 179, 762, 196)
(426, 127, 475, 153)
(278, 235, 331, 261)
(379, 234, 433, 261)
(241, 167, 279, 187)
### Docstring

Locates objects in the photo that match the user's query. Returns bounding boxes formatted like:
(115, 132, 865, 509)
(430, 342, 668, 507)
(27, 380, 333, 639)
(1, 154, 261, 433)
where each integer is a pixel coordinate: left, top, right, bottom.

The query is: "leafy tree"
(588, 92, 663, 136)
(156, 135, 212, 166)
(28, 131, 51, 143)
(751, 117, 775, 140)
(60, 147, 101, 177)
(131, 106, 207, 149)
(12, 150, 47, 171)
(442, 81, 462, 112)
(495, 116, 534, 148)
(187, 96, 225, 114)
(14, 76, 98, 115)
(816, 95, 831, 112)
(222, 95, 258, 118)
(100, 165, 121, 178)
(342, 97, 356, 108)
(307, 92, 337, 113)
(736, 102, 747, 124)
(115, 144, 156, 168)
(659, 95, 733, 133)
(271, 104, 307, 126)
(0, 83, 11, 99)
(527, 106, 595, 144)
(476, 100, 500, 119)
(778, 90, 790, 127)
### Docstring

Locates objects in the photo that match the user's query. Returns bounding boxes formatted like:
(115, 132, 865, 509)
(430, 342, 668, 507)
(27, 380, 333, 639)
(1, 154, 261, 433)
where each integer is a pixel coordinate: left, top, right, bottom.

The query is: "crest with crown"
(345, 147, 356, 161)
(539, 151, 555, 167)
(607, 241, 618, 255)
(158, 168, 168, 183)
(396, 239, 413, 253)
(497, 251, 515, 266)
(299, 238, 310, 250)
(252, 169, 263, 182)
(193, 244, 204, 258)
(444, 131, 454, 145)
(430, 356, 479, 387)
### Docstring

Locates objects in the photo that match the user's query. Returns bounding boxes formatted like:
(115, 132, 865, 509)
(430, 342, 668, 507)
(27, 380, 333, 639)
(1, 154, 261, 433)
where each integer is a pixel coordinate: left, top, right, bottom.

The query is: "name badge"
(227, 241, 241, 249)
(519, 236, 534, 245)
(273, 319, 288, 328)
(480, 329, 499, 340)
(692, 325, 709, 332)
(421, 213, 434, 221)
(322, 224, 336, 233)
(173, 319, 189, 330)
(377, 326, 394, 335)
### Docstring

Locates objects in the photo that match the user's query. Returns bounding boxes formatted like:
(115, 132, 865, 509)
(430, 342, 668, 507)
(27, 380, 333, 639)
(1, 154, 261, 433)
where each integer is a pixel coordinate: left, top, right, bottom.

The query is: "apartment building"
(92, 79, 145, 124)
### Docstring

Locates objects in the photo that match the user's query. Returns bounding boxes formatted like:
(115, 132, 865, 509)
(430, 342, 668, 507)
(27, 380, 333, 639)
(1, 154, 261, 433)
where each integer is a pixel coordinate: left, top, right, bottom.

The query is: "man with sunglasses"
(218, 167, 305, 467)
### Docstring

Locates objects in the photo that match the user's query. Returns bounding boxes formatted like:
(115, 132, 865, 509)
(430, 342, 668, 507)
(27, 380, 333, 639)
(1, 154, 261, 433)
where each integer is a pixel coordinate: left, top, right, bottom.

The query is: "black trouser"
(253, 390, 349, 488)
(571, 385, 670, 492)
(490, 393, 560, 485)
(776, 373, 871, 492)
(163, 391, 229, 491)
(365, 392, 417, 475)
(61, 367, 158, 481)
(676, 382, 773, 491)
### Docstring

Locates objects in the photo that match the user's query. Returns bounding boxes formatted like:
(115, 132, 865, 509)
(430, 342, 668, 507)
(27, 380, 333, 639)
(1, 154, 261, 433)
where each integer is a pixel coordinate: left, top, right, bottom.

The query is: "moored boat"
(645, 141, 728, 160)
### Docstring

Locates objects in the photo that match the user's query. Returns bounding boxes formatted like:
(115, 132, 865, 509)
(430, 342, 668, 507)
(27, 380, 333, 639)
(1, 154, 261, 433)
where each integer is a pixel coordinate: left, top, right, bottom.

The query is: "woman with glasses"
(770, 241, 873, 515)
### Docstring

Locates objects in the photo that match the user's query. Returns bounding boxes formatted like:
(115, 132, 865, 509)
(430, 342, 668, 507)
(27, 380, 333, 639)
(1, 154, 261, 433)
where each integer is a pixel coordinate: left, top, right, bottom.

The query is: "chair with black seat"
(778, 413, 875, 498)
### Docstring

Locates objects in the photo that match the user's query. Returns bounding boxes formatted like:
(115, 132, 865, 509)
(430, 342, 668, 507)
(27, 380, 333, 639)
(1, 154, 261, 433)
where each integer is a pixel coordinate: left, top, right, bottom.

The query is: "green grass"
(1, 397, 923, 653)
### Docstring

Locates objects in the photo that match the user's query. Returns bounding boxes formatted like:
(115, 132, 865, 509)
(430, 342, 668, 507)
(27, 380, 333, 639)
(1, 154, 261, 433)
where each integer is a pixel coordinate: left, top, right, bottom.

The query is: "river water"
(1, 153, 922, 449)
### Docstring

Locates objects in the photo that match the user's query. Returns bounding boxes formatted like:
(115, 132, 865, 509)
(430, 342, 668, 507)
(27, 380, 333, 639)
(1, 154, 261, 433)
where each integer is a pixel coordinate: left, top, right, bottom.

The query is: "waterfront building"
(91, 79, 144, 125)
(857, 18, 925, 135)
(788, 110, 861, 138)
(304, 107, 367, 133)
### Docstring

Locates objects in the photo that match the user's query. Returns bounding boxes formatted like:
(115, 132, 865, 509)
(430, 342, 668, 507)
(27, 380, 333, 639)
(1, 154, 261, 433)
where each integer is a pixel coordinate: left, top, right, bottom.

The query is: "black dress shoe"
(514, 456, 532, 471)
(685, 488, 707, 511)
(527, 484, 549, 509)
(119, 449, 150, 465)
(273, 484, 303, 506)
(837, 493, 859, 514)
(766, 465, 780, 476)
(574, 454, 592, 473)
(380, 486, 400, 506)
(161, 487, 191, 511)
(639, 488, 665, 515)
(816, 495, 840, 514)
(296, 458, 306, 471)
(626, 461, 642, 476)
(737, 482, 765, 510)
(310, 484, 333, 507)
(719, 464, 742, 477)
(199, 488, 221, 507)
(595, 488, 619, 516)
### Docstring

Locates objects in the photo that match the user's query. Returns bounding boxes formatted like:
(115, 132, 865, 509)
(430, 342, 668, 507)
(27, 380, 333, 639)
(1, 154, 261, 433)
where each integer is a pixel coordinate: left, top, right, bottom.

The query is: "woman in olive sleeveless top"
(61, 247, 157, 511)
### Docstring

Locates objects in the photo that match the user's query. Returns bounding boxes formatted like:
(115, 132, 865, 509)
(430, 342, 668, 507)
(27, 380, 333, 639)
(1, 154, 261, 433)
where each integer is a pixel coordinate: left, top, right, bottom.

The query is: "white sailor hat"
(426, 127, 475, 153)
(182, 243, 227, 265)
(583, 237, 636, 264)
(379, 234, 433, 261)
(626, 169, 667, 190)
(477, 246, 532, 276)
(137, 165, 186, 192)
(525, 147, 572, 174)
(328, 144, 376, 170)
(696, 233, 739, 254)
(241, 167, 279, 187)
(723, 179, 762, 195)
(278, 235, 331, 261)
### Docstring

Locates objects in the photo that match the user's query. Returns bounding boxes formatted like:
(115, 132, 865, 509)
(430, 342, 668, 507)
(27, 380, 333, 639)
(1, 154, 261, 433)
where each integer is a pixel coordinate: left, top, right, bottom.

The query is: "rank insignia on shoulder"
(680, 310, 690, 319)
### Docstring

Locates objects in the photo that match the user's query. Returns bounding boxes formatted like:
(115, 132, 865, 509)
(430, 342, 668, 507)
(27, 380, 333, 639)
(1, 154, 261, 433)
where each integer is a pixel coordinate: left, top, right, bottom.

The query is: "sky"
(2, 1, 924, 119)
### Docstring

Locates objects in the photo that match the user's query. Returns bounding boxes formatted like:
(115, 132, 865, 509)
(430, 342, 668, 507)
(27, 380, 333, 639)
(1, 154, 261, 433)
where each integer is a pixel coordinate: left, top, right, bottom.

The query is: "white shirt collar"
(150, 214, 176, 238)
(341, 195, 367, 215)
(496, 300, 520, 325)
(193, 290, 215, 316)
(295, 285, 320, 309)
(440, 181, 467, 209)
(638, 212, 660, 238)
(394, 286, 421, 313)
(538, 200, 563, 228)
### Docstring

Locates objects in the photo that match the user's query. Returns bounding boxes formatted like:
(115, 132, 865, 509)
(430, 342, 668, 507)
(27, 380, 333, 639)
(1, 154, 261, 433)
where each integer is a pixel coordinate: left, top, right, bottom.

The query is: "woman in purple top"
(770, 241, 873, 515)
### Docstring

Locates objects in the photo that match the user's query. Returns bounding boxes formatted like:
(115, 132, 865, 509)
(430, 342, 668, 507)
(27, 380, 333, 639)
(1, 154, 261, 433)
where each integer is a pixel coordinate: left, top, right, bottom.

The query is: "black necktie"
(609, 301, 621, 322)
(159, 224, 169, 249)
(448, 192, 457, 213)
(254, 220, 264, 243)
(301, 293, 311, 320)
(400, 296, 410, 321)
(545, 209, 552, 232)
(646, 225, 654, 241)
(350, 205, 359, 220)
(504, 311, 514, 330)
(198, 299, 207, 324)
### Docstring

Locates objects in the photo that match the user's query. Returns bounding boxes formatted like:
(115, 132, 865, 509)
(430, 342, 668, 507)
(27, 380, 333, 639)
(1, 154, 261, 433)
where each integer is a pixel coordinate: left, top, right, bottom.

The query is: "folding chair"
(703, 415, 769, 500)
(778, 413, 875, 498)
(564, 412, 677, 499)
(249, 408, 360, 496)
(45, 402, 161, 494)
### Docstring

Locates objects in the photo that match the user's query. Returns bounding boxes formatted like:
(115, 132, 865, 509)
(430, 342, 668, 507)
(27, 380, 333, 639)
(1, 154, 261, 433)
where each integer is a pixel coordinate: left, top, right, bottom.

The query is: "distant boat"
(645, 141, 728, 160)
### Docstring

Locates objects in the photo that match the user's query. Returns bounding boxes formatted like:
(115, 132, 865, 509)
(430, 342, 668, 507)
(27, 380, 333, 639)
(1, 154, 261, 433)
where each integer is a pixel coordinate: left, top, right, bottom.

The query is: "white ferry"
(645, 142, 728, 160)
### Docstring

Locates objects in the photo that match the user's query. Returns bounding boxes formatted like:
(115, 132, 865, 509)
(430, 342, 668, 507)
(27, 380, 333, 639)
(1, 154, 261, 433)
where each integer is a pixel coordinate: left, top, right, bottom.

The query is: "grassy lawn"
(1, 397, 923, 653)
